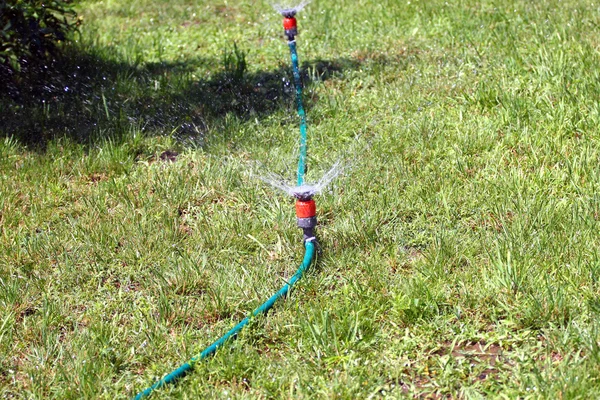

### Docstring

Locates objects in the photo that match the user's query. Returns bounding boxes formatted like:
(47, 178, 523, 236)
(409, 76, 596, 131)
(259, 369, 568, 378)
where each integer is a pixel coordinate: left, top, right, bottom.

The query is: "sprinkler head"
(293, 190, 313, 201)
(280, 9, 297, 18)
(282, 14, 298, 41)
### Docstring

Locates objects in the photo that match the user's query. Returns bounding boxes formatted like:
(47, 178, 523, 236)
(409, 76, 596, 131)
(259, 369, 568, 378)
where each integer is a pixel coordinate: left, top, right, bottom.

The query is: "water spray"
(133, 3, 317, 398)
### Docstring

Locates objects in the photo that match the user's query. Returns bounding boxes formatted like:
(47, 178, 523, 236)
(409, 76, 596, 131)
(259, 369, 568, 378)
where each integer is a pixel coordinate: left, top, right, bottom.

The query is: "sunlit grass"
(2, 0, 600, 398)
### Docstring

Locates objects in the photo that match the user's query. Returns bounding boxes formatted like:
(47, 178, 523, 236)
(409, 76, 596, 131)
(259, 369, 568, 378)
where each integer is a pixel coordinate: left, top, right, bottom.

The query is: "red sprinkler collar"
(296, 199, 317, 240)
(283, 16, 298, 41)
(296, 199, 316, 219)
(283, 17, 297, 30)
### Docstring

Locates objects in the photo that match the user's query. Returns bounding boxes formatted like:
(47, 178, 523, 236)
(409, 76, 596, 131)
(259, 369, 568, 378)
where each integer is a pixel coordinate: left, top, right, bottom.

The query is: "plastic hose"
(133, 241, 316, 399)
(134, 21, 314, 400)
(288, 40, 308, 186)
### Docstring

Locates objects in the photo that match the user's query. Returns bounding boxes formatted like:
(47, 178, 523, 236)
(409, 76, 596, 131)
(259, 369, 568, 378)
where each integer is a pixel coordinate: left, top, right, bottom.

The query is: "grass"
(2, 0, 600, 398)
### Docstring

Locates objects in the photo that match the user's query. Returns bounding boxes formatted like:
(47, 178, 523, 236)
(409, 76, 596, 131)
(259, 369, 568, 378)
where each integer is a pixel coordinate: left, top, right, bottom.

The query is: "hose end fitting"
(283, 17, 298, 41)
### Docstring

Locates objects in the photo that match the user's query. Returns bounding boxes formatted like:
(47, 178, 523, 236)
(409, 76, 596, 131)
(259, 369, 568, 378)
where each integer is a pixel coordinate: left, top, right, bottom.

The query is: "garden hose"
(133, 242, 315, 399)
(132, 10, 317, 399)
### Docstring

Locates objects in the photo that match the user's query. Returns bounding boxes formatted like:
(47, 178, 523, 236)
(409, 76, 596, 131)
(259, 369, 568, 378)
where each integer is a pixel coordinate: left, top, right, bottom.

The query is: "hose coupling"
(283, 16, 298, 41)
(302, 228, 317, 244)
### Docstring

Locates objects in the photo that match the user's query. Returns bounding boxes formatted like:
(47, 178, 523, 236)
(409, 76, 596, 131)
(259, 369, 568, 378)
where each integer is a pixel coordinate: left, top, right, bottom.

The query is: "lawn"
(2, 0, 600, 398)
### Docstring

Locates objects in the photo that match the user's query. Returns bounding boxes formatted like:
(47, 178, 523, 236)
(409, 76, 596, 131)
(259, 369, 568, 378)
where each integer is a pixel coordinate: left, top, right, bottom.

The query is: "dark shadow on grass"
(0, 44, 360, 150)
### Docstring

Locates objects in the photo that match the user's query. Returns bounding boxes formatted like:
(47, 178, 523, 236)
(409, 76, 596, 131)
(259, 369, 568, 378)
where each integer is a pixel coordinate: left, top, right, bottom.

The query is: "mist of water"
(257, 159, 346, 200)
(272, 1, 311, 16)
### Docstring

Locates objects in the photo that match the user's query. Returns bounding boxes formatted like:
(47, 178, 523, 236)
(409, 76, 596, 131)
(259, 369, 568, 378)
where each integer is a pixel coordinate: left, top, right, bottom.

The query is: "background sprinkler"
(275, 3, 310, 187)
(282, 9, 299, 40)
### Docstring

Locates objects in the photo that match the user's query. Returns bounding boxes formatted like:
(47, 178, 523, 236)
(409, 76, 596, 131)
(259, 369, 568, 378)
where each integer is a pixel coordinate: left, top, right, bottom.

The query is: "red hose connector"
(296, 199, 316, 218)
(283, 17, 298, 40)
(296, 199, 317, 234)
(283, 17, 297, 31)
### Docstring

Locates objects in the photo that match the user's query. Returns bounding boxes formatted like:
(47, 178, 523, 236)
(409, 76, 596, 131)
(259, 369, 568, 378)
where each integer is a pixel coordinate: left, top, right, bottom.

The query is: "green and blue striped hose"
(133, 33, 313, 400)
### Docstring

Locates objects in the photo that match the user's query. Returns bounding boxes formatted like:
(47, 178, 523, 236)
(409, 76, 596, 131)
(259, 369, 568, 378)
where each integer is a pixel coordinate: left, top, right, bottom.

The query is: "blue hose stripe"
(133, 241, 316, 399)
